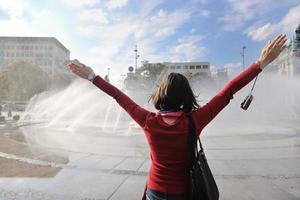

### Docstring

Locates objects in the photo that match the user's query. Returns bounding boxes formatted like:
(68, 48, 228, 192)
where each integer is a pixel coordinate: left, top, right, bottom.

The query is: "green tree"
(0, 61, 49, 101)
(136, 60, 165, 79)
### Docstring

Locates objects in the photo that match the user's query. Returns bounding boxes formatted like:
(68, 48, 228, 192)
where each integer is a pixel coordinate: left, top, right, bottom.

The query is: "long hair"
(150, 73, 199, 113)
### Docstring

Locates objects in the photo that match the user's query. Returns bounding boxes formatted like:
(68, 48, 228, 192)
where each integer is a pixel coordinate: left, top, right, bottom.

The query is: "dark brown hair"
(150, 72, 199, 113)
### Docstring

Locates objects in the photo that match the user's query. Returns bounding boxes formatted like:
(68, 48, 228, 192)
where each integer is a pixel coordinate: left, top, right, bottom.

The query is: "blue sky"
(0, 0, 300, 80)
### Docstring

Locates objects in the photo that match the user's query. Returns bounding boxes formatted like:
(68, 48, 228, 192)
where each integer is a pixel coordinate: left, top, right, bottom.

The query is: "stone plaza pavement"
(0, 124, 299, 200)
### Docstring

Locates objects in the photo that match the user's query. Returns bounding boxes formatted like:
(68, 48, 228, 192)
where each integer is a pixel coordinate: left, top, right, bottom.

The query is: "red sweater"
(93, 63, 262, 194)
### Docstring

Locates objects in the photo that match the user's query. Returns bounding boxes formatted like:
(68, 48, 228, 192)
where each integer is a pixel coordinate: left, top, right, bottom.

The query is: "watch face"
(88, 74, 93, 80)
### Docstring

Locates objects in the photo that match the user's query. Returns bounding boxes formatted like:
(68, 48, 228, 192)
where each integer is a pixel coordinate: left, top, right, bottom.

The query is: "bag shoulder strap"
(186, 113, 204, 153)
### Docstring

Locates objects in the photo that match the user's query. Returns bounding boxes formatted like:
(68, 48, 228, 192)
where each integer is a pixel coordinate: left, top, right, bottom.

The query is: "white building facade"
(163, 62, 211, 76)
(0, 37, 70, 75)
(269, 23, 300, 77)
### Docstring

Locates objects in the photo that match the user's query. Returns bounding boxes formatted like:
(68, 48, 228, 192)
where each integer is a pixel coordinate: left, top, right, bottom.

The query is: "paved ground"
(0, 122, 299, 200)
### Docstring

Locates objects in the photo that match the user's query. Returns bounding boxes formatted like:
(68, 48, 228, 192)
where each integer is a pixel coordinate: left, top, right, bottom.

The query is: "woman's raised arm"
(67, 60, 150, 128)
(193, 34, 287, 133)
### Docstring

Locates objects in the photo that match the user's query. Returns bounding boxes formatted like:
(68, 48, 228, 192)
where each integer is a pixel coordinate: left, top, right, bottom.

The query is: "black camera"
(241, 94, 253, 110)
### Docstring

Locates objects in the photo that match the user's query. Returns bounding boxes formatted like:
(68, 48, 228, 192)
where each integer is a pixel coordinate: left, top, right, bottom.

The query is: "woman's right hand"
(257, 34, 287, 70)
(67, 59, 95, 81)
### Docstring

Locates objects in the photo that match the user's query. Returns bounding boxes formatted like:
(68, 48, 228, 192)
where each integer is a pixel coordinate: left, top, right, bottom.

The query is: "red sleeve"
(92, 75, 150, 128)
(192, 63, 262, 134)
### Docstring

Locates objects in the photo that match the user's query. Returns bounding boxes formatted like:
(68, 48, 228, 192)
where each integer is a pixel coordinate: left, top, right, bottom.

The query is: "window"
(203, 65, 208, 69)
(184, 65, 189, 69)
(176, 66, 181, 69)
(171, 66, 175, 69)
(196, 65, 201, 69)
(190, 65, 195, 69)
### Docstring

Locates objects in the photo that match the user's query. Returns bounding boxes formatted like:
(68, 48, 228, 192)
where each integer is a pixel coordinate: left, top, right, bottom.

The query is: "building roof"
(163, 61, 209, 64)
(0, 36, 70, 53)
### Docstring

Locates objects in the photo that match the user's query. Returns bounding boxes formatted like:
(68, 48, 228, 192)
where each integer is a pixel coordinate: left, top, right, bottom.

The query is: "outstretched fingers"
(268, 34, 282, 50)
(271, 34, 286, 51)
(277, 36, 287, 48)
(68, 63, 84, 76)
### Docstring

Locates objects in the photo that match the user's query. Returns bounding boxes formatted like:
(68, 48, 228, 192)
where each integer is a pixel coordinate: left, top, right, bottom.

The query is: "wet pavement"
(0, 122, 299, 200)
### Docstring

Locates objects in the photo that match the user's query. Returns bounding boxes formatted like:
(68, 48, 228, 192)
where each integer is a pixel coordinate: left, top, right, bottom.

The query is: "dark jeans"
(146, 188, 187, 200)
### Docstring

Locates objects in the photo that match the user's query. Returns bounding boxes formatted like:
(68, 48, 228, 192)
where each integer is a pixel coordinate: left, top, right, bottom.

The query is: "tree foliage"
(136, 60, 165, 79)
(0, 61, 71, 101)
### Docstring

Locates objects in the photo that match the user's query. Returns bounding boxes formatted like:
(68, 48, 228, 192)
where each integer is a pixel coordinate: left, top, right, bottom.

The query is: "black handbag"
(186, 113, 219, 200)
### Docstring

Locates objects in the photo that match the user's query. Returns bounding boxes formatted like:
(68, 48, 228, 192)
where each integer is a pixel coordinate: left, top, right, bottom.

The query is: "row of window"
(168, 65, 209, 70)
(3, 59, 53, 66)
(1, 52, 53, 58)
(1, 45, 53, 51)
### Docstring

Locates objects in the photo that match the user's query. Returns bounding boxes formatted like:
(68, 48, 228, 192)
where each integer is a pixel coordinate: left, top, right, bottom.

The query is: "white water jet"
(20, 78, 136, 133)
(18, 70, 300, 155)
(200, 73, 300, 136)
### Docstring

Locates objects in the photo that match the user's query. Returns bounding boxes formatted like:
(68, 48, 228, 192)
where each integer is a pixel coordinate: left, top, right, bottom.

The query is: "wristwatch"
(87, 66, 95, 81)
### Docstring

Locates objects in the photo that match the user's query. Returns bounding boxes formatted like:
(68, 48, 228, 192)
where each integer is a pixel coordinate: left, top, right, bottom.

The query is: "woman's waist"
(148, 165, 188, 193)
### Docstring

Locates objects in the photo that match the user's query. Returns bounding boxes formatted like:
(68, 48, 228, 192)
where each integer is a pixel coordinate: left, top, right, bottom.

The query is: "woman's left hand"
(257, 34, 287, 70)
(67, 59, 95, 81)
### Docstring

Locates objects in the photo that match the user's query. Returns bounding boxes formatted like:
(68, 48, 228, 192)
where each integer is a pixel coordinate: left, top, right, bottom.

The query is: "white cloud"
(178, 34, 204, 43)
(192, 0, 208, 4)
(247, 4, 300, 41)
(0, 0, 201, 79)
(247, 23, 274, 41)
(155, 27, 175, 37)
(138, 0, 164, 18)
(61, 0, 99, 8)
(137, 9, 190, 40)
(76, 25, 102, 36)
(74, 7, 194, 77)
(79, 9, 108, 23)
(170, 34, 206, 61)
(106, 0, 128, 10)
(198, 9, 210, 18)
(220, 0, 299, 32)
(0, 0, 24, 19)
(220, 0, 270, 31)
(173, 43, 206, 61)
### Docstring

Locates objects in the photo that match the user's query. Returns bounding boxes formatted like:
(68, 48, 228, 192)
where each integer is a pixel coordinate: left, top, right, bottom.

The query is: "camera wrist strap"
(250, 76, 258, 94)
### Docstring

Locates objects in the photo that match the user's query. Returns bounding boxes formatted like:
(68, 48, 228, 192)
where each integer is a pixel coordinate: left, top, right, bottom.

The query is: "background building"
(0, 37, 70, 75)
(269, 23, 300, 77)
(163, 62, 211, 76)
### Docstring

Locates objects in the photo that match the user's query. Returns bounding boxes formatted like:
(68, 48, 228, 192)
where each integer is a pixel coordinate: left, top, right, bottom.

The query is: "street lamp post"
(134, 45, 140, 72)
(241, 46, 246, 70)
(104, 67, 110, 82)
